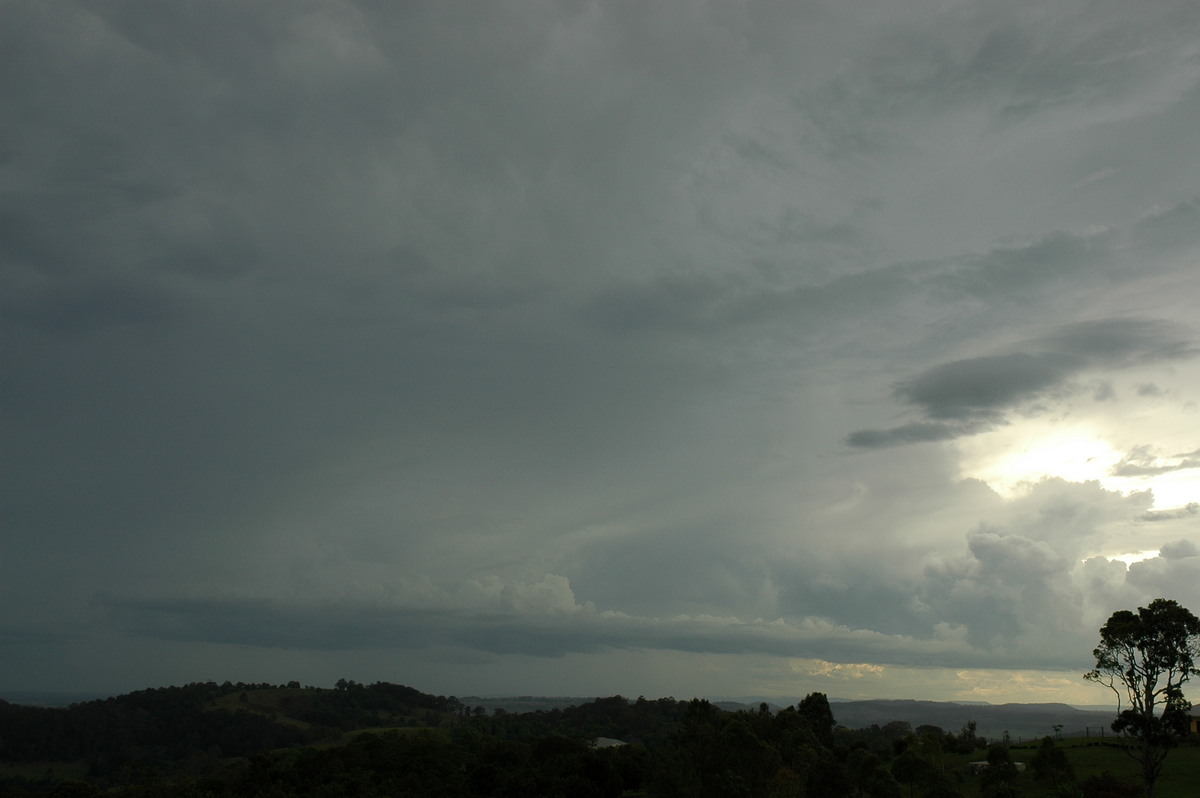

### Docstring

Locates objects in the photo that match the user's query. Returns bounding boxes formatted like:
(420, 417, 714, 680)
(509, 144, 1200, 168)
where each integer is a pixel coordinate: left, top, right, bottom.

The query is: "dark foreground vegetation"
(2, 680, 1198, 797)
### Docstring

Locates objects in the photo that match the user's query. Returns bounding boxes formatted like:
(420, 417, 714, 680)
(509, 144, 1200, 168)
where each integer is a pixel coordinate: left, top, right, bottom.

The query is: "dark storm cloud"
(586, 230, 1109, 338)
(1130, 197, 1200, 254)
(814, 3, 1199, 119)
(4, 278, 174, 334)
(895, 352, 1081, 422)
(844, 421, 971, 449)
(848, 319, 1197, 448)
(1035, 319, 1197, 366)
(108, 597, 459, 652)
(0, 627, 64, 647)
(3, 0, 1199, 697)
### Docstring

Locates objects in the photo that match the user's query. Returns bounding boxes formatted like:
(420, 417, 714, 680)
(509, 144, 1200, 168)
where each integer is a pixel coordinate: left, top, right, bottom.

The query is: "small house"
(592, 737, 627, 749)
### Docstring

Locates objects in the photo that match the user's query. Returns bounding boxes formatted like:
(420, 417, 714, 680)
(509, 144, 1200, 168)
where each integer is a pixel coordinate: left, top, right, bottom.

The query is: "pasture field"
(941, 737, 1200, 797)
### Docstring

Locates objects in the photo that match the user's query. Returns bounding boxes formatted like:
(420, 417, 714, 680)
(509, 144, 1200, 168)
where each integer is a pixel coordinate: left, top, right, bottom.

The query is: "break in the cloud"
(3, 0, 1199, 705)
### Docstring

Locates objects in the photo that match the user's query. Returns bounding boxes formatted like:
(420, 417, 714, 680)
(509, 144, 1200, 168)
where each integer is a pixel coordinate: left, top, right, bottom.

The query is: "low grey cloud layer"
(3, 0, 1199, 703)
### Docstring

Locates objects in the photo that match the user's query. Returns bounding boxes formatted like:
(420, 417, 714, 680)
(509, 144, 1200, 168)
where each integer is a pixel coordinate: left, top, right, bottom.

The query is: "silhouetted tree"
(890, 747, 930, 798)
(1084, 598, 1200, 798)
(1031, 735, 1074, 787)
(979, 743, 1019, 798)
(796, 692, 836, 749)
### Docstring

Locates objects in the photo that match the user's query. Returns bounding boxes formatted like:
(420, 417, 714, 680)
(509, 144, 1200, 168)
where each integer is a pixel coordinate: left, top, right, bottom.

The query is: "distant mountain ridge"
(804, 698, 1115, 742)
(464, 695, 1120, 743)
(0, 691, 114, 708)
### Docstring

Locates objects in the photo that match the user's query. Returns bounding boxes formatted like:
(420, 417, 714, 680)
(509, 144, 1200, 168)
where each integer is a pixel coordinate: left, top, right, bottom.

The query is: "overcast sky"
(3, 0, 1199, 706)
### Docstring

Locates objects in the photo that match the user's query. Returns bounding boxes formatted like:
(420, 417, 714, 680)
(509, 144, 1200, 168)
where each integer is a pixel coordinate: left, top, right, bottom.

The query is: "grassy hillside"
(940, 737, 1200, 797)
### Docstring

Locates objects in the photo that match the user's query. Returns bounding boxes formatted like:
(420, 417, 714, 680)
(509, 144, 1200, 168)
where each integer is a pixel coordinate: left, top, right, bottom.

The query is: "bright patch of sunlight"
(957, 425, 1122, 496)
(956, 419, 1199, 510)
(1104, 549, 1161, 567)
(1110, 468, 1198, 511)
